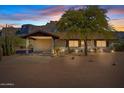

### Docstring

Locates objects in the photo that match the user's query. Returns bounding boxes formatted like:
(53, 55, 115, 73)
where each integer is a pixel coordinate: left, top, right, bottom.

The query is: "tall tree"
(57, 5, 114, 56)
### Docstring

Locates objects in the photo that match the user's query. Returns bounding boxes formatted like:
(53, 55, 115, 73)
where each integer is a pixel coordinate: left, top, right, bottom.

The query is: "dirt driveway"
(0, 52, 124, 88)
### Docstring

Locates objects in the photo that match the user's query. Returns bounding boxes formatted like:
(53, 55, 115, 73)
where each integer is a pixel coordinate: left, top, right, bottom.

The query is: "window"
(69, 40, 79, 47)
(81, 41, 84, 47)
(81, 40, 94, 47)
(96, 40, 106, 47)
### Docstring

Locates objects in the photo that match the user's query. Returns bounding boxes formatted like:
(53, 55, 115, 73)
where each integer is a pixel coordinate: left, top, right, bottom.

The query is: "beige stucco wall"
(55, 39, 66, 47)
(29, 39, 107, 52)
(30, 39, 52, 52)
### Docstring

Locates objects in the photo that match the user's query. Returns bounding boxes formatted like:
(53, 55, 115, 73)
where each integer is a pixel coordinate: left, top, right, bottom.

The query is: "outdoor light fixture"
(75, 49, 79, 53)
(52, 49, 55, 55)
(111, 49, 115, 53)
(61, 48, 65, 52)
(90, 48, 94, 52)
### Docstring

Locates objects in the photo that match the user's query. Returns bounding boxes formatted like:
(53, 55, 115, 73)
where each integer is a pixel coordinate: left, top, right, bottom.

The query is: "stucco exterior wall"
(55, 39, 66, 47)
(55, 39, 107, 48)
(31, 39, 52, 52)
(29, 39, 108, 53)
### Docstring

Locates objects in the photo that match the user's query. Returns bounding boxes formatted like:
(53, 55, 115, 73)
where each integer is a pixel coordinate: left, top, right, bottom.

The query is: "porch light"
(111, 49, 115, 53)
(90, 48, 94, 52)
(61, 48, 65, 52)
(52, 49, 55, 54)
(75, 49, 79, 53)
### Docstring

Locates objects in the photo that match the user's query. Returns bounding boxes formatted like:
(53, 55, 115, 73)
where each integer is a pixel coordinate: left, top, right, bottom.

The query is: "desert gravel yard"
(0, 52, 124, 88)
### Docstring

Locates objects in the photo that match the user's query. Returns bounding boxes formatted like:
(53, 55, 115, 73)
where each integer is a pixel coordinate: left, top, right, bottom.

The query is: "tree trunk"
(84, 39, 88, 56)
(0, 46, 2, 61)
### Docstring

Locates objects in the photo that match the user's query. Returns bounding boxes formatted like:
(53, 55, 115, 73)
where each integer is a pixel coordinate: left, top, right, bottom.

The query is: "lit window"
(69, 40, 79, 47)
(96, 40, 106, 47)
(81, 40, 94, 47)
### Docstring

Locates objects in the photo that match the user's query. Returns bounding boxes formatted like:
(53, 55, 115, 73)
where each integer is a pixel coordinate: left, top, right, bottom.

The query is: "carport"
(22, 30, 59, 54)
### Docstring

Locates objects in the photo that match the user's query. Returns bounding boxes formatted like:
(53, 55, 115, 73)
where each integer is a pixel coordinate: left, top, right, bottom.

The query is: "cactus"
(2, 38, 6, 56)
(1, 36, 15, 56)
(0, 24, 18, 56)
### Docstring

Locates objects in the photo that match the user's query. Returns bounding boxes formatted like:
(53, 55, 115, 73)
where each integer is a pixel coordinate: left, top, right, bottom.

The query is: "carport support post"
(26, 38, 29, 54)
(52, 38, 55, 55)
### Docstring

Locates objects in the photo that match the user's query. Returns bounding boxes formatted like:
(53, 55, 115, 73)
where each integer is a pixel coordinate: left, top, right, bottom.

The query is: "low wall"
(16, 49, 33, 54)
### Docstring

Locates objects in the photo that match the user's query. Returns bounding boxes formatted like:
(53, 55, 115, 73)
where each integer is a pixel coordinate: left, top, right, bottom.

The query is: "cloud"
(111, 25, 124, 31)
(1, 5, 124, 31)
(109, 18, 124, 25)
(0, 5, 85, 22)
(108, 7, 124, 15)
(0, 6, 67, 21)
(106, 6, 124, 31)
(38, 6, 65, 16)
(109, 18, 124, 31)
(36, 6, 65, 21)
(0, 5, 74, 28)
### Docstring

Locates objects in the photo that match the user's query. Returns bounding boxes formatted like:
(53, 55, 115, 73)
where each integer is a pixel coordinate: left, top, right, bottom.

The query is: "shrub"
(113, 43, 124, 51)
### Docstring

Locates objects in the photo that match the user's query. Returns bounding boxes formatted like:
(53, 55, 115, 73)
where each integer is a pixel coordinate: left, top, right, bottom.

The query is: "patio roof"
(21, 30, 59, 39)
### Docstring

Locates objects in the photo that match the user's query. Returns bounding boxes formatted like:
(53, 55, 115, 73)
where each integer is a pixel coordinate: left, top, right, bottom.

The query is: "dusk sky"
(0, 5, 124, 31)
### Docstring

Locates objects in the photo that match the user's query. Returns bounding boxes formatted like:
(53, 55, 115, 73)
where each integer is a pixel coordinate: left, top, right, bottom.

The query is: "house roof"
(21, 30, 59, 39)
(16, 21, 124, 40)
(55, 31, 117, 40)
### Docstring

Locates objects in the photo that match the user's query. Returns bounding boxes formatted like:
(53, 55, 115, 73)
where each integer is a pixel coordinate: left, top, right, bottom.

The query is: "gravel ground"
(0, 52, 124, 88)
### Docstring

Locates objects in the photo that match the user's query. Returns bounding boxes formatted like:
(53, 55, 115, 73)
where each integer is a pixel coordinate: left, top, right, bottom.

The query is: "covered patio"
(22, 30, 59, 55)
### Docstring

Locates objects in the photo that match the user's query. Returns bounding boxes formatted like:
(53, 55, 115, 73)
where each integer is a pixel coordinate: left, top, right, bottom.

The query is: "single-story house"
(1, 22, 124, 54)
(21, 29, 118, 54)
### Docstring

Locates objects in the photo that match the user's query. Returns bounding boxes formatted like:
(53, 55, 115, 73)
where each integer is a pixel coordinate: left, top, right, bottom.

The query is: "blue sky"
(0, 5, 124, 31)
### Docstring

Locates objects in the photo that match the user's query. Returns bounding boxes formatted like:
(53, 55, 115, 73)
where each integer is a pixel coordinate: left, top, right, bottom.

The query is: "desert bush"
(113, 42, 124, 51)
